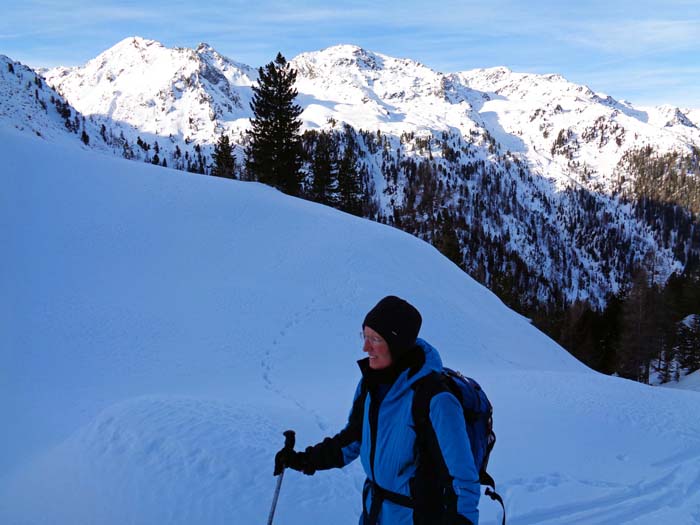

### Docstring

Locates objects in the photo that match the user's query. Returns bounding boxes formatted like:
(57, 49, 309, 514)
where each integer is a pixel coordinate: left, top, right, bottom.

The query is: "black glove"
(273, 447, 316, 476)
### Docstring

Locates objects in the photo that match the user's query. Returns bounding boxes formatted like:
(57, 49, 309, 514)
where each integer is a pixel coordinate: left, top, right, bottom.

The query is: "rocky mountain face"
(0, 54, 103, 146)
(6, 38, 700, 320)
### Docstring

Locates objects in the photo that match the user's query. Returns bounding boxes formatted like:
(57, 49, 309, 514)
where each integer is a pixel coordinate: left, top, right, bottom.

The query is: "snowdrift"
(2, 127, 699, 524)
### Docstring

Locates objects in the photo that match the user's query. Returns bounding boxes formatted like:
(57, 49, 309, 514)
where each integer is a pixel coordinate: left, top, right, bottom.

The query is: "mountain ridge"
(4, 37, 700, 316)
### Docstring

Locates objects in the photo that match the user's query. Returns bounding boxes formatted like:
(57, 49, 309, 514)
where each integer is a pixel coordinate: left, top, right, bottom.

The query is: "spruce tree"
(337, 136, 365, 216)
(246, 53, 303, 195)
(309, 131, 337, 205)
(212, 133, 236, 179)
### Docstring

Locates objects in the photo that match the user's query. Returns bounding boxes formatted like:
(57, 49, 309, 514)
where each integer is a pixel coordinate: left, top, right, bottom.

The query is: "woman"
(274, 296, 480, 524)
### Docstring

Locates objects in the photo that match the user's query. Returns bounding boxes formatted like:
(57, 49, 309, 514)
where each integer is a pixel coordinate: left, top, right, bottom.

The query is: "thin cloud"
(566, 19, 700, 55)
(267, 7, 375, 23)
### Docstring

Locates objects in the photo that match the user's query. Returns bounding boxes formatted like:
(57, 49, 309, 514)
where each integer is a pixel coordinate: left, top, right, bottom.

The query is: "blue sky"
(3, 0, 699, 108)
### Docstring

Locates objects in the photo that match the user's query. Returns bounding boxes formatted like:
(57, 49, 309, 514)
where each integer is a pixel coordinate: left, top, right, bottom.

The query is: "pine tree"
(337, 131, 365, 216)
(246, 52, 303, 195)
(211, 133, 236, 179)
(309, 131, 337, 205)
(618, 269, 659, 382)
(434, 212, 462, 266)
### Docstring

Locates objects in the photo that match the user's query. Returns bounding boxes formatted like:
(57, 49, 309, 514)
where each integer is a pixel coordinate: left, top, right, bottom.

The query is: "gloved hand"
(273, 446, 315, 476)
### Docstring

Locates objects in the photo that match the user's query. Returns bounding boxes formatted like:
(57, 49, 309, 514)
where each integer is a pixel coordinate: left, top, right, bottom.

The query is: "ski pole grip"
(283, 430, 295, 451)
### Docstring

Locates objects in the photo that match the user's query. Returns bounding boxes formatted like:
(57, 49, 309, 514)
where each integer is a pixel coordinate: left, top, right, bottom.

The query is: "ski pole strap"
(484, 487, 506, 525)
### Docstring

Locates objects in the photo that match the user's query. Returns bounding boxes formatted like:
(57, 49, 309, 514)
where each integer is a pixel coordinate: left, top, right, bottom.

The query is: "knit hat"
(363, 296, 422, 356)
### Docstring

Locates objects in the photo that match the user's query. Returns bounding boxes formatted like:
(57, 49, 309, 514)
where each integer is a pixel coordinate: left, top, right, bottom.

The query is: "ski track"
(503, 464, 700, 525)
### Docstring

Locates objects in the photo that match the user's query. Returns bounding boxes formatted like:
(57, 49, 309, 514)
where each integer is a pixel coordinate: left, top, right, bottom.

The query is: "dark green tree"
(212, 133, 236, 179)
(336, 131, 365, 216)
(434, 211, 462, 266)
(309, 131, 337, 205)
(246, 52, 303, 195)
(618, 269, 660, 382)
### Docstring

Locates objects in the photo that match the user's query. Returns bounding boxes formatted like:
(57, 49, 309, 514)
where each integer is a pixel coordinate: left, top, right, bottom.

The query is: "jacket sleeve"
(303, 380, 364, 471)
(429, 391, 481, 525)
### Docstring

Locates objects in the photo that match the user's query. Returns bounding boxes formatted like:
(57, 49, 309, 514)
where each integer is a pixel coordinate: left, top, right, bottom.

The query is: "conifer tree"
(337, 134, 365, 216)
(246, 53, 303, 195)
(618, 269, 659, 382)
(212, 133, 236, 179)
(309, 131, 337, 205)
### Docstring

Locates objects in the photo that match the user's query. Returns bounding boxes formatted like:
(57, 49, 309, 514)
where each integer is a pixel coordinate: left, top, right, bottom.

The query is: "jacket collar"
(356, 338, 443, 400)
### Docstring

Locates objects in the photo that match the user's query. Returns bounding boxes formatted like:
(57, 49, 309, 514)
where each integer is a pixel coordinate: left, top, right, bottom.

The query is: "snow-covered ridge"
(40, 36, 699, 186)
(43, 36, 257, 143)
(0, 54, 88, 144)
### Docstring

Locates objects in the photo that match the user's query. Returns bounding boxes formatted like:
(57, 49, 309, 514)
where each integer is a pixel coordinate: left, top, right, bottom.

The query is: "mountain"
(454, 67, 699, 191)
(0, 54, 100, 145)
(6, 39, 700, 369)
(44, 37, 256, 144)
(2, 126, 700, 524)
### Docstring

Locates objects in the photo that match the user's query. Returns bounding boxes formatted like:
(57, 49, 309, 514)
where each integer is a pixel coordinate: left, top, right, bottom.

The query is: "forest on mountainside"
(202, 53, 700, 385)
(12, 47, 697, 385)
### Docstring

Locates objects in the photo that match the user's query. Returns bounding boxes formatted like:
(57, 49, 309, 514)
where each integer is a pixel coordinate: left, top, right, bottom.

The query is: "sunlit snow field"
(2, 128, 700, 524)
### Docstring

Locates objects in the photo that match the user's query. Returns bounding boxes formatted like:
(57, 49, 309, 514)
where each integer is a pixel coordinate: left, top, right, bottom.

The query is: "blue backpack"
(411, 368, 506, 525)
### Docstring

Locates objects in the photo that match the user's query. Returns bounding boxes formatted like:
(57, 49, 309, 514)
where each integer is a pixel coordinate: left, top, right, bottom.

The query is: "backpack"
(411, 368, 506, 525)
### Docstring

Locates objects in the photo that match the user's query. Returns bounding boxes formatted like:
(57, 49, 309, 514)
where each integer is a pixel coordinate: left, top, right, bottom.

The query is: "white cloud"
(565, 19, 700, 55)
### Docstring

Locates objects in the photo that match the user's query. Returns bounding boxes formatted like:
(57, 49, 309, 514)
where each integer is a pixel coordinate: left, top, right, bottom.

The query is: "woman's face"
(362, 326, 392, 369)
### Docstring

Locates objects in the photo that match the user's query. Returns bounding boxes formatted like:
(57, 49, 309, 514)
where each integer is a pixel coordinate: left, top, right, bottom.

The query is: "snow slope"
(2, 128, 700, 524)
(666, 370, 700, 393)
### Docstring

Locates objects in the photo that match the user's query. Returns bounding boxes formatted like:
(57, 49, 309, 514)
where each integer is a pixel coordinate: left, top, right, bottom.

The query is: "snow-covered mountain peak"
(652, 104, 697, 129)
(194, 42, 255, 81)
(292, 44, 459, 126)
(112, 35, 164, 53)
(458, 66, 598, 104)
(299, 43, 442, 78)
(295, 44, 388, 72)
(43, 37, 256, 143)
(81, 36, 170, 72)
(196, 42, 214, 53)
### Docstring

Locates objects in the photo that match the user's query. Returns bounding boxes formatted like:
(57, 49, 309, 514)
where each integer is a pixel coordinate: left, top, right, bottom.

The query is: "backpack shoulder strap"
(411, 371, 448, 438)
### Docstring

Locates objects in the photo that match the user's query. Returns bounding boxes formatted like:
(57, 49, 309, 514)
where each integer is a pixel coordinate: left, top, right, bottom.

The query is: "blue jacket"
(304, 339, 480, 524)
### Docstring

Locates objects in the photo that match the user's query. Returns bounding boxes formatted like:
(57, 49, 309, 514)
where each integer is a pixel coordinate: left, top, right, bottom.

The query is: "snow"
(2, 126, 700, 524)
(26, 37, 699, 307)
(664, 370, 700, 393)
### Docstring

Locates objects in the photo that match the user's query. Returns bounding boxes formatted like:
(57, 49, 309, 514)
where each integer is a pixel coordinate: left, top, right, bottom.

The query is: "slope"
(1, 127, 700, 524)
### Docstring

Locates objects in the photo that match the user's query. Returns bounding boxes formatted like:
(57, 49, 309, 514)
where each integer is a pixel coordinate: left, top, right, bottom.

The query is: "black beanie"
(363, 296, 422, 356)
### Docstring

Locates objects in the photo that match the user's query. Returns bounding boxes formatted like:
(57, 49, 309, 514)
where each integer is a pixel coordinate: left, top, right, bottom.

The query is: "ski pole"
(267, 430, 295, 525)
